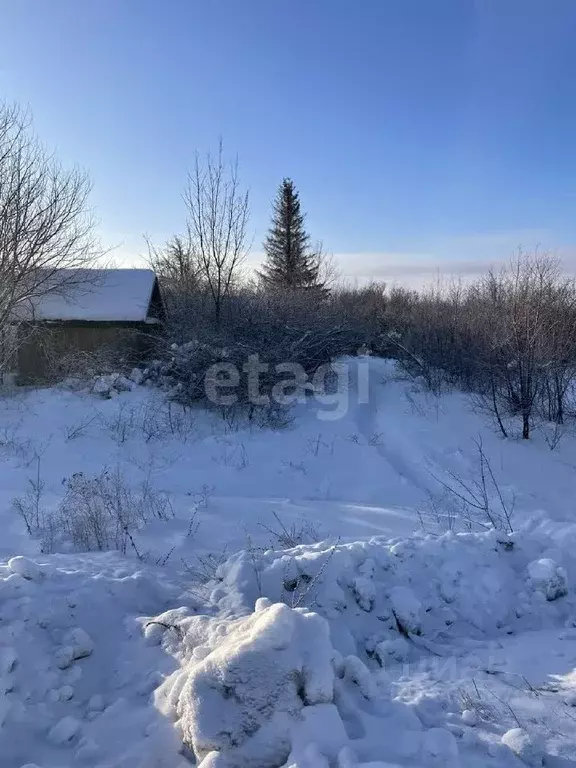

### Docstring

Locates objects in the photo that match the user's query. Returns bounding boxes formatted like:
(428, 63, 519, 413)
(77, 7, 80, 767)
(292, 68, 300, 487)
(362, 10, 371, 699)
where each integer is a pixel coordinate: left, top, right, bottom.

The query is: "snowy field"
(1, 357, 576, 767)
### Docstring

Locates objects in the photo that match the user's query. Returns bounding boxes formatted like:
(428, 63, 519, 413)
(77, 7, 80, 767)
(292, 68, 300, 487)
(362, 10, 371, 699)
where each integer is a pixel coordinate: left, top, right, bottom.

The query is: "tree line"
(148, 141, 576, 439)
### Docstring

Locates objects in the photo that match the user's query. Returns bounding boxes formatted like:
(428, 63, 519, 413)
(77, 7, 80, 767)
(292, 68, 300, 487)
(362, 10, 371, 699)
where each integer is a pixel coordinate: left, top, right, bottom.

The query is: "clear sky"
(1, 0, 576, 283)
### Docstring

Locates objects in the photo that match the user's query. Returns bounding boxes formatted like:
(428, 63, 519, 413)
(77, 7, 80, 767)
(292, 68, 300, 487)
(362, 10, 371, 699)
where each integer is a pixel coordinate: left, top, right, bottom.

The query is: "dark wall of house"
(17, 323, 162, 383)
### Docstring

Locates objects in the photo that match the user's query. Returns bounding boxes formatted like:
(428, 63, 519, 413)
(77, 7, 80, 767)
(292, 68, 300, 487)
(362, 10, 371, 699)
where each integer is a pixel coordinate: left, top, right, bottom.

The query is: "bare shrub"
(379, 252, 576, 439)
(63, 414, 98, 441)
(134, 398, 197, 443)
(186, 483, 214, 509)
(382, 279, 475, 395)
(259, 511, 320, 549)
(40, 340, 135, 384)
(19, 468, 175, 555)
(212, 440, 249, 469)
(429, 438, 515, 533)
(11, 457, 45, 537)
(472, 253, 570, 439)
(282, 540, 339, 610)
(329, 282, 388, 351)
(416, 490, 458, 534)
(101, 402, 137, 444)
(0, 419, 34, 462)
(165, 401, 197, 441)
(458, 683, 499, 723)
(181, 547, 228, 585)
(540, 421, 565, 451)
(147, 234, 201, 298)
(154, 289, 354, 417)
(54, 469, 142, 553)
(138, 400, 163, 442)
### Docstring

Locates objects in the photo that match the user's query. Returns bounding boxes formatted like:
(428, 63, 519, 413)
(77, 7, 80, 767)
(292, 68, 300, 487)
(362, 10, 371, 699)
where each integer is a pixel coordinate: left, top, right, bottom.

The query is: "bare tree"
(314, 241, 340, 293)
(184, 141, 250, 329)
(478, 251, 563, 439)
(0, 103, 99, 371)
(145, 233, 209, 342)
(145, 233, 200, 294)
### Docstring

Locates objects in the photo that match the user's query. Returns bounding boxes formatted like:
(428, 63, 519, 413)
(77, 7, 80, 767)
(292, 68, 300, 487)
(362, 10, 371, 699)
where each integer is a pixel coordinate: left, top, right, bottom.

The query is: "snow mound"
(210, 527, 575, 662)
(8, 555, 44, 581)
(155, 602, 335, 767)
(151, 593, 478, 767)
(144, 524, 576, 765)
(501, 728, 543, 766)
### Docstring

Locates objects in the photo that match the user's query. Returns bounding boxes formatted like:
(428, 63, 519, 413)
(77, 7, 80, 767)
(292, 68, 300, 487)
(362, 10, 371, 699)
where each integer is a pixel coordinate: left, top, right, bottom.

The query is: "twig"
(292, 539, 339, 608)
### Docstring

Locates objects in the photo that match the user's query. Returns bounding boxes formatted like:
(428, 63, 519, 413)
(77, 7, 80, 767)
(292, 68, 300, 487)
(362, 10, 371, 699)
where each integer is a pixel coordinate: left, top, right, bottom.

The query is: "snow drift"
(149, 524, 576, 767)
(211, 526, 576, 658)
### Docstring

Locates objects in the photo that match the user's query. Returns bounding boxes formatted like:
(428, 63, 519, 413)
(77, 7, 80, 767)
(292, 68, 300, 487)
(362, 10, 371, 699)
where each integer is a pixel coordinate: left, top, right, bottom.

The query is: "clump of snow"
(460, 709, 478, 726)
(92, 375, 114, 396)
(129, 367, 145, 385)
(341, 655, 379, 700)
(58, 685, 74, 701)
(527, 558, 568, 601)
(91, 372, 136, 399)
(388, 585, 422, 634)
(0, 550, 185, 766)
(352, 576, 375, 612)
(421, 727, 459, 767)
(8, 556, 43, 581)
(48, 715, 82, 745)
(64, 627, 94, 660)
(143, 523, 576, 766)
(55, 646, 75, 670)
(290, 704, 349, 762)
(156, 602, 335, 767)
(501, 728, 543, 766)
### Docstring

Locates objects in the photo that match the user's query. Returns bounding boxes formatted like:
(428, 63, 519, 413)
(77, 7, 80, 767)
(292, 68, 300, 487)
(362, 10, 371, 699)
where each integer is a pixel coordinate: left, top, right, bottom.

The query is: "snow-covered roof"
(20, 269, 161, 323)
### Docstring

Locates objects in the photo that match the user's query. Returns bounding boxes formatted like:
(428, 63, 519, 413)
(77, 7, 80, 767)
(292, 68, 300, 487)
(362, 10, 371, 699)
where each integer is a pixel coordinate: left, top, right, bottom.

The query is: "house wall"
(16, 323, 161, 383)
(0, 325, 19, 380)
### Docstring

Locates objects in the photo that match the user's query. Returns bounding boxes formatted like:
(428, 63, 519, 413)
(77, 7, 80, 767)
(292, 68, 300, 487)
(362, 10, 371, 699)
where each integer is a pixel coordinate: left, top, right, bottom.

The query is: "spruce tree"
(259, 178, 321, 291)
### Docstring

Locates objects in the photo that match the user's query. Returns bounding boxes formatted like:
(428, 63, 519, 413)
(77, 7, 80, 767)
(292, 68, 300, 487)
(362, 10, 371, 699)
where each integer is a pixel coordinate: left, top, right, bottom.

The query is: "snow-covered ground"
(1, 357, 576, 767)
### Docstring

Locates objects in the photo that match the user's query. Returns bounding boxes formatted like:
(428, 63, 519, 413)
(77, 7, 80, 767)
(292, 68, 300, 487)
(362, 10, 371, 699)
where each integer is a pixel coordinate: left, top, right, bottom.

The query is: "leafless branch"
(0, 102, 101, 372)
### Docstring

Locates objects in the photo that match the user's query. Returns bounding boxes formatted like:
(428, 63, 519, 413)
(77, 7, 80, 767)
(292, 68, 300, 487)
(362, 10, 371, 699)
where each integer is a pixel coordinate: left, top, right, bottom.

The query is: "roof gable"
(21, 269, 162, 323)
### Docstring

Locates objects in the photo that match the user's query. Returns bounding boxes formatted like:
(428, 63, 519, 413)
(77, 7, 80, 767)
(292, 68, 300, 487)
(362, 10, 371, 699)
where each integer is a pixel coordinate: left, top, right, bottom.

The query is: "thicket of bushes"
(382, 252, 576, 439)
(154, 250, 576, 440)
(140, 149, 576, 439)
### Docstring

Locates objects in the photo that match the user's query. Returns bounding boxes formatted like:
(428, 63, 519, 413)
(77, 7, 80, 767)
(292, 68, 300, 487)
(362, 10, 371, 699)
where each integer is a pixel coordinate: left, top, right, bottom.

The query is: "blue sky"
(1, 0, 576, 282)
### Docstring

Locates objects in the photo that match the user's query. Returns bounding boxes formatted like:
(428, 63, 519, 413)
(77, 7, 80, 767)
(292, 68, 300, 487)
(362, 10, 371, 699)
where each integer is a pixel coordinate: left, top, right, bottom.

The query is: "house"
(10, 268, 165, 382)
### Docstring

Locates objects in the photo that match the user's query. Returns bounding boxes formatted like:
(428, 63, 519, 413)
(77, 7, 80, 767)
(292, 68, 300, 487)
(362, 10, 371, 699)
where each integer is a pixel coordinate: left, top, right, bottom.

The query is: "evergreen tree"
(259, 178, 322, 291)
